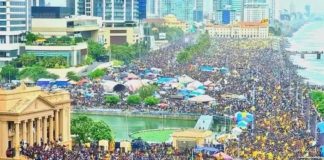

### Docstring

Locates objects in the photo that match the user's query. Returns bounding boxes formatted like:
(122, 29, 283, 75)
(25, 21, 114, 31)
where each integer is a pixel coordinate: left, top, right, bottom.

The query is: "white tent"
(178, 75, 194, 84)
(101, 80, 118, 92)
(188, 95, 215, 103)
(187, 81, 203, 90)
(124, 79, 150, 92)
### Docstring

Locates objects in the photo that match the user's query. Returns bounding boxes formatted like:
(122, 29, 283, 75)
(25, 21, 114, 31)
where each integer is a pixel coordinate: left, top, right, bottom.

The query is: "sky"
(49, 0, 324, 13)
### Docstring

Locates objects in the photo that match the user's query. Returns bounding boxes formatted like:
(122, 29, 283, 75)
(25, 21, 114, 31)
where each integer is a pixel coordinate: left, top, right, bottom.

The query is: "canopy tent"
(102, 80, 126, 92)
(235, 111, 254, 123)
(157, 77, 176, 84)
(213, 152, 233, 160)
(178, 75, 194, 84)
(200, 65, 215, 72)
(36, 78, 54, 87)
(187, 81, 204, 90)
(188, 95, 215, 103)
(124, 79, 150, 92)
(237, 120, 248, 129)
(55, 78, 70, 87)
(317, 122, 324, 134)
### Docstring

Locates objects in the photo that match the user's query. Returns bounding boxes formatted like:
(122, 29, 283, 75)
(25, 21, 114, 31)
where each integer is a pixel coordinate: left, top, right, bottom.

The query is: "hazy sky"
(49, 0, 324, 13)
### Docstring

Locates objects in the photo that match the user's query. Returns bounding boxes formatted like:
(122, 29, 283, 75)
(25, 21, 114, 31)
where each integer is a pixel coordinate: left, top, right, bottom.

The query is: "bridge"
(195, 115, 214, 130)
(291, 51, 324, 59)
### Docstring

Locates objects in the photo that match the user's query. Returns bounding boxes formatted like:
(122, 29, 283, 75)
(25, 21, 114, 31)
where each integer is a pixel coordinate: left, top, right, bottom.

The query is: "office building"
(193, 0, 203, 22)
(32, 0, 45, 6)
(268, 0, 275, 24)
(76, 0, 139, 24)
(66, 0, 75, 15)
(139, 0, 147, 20)
(146, 0, 160, 18)
(0, 84, 71, 159)
(0, 0, 31, 66)
(32, 6, 72, 18)
(160, 0, 195, 22)
(216, 10, 236, 24)
(206, 21, 269, 38)
(231, 0, 243, 20)
(243, 0, 269, 22)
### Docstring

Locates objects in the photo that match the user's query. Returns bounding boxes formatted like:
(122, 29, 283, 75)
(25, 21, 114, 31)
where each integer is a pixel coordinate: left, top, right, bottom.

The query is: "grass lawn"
(131, 129, 177, 143)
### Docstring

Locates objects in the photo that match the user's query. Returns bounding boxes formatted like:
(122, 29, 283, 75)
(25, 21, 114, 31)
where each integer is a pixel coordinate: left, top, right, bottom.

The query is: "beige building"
(206, 22, 269, 39)
(172, 129, 213, 151)
(100, 27, 141, 48)
(163, 15, 189, 32)
(0, 84, 71, 159)
(31, 16, 101, 41)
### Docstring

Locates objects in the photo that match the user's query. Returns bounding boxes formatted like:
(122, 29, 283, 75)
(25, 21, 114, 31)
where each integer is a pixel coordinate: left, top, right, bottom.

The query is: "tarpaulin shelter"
(157, 77, 176, 84)
(187, 81, 204, 90)
(194, 146, 219, 155)
(200, 66, 215, 72)
(55, 78, 70, 87)
(317, 122, 324, 134)
(220, 67, 229, 74)
(124, 80, 149, 92)
(102, 80, 126, 92)
(213, 152, 233, 160)
(188, 95, 215, 103)
(178, 75, 194, 84)
(125, 73, 139, 80)
(36, 78, 54, 87)
(235, 111, 254, 123)
(77, 79, 89, 86)
(237, 121, 248, 129)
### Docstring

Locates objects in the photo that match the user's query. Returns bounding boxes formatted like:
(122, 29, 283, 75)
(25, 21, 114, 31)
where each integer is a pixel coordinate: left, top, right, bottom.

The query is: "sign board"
(159, 33, 166, 40)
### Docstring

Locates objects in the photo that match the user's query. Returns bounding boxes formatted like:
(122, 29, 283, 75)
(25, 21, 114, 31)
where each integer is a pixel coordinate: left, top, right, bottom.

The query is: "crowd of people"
(61, 34, 321, 159)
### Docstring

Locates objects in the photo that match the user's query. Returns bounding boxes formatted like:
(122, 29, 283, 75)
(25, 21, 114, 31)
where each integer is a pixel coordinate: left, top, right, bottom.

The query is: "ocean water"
(289, 21, 324, 86)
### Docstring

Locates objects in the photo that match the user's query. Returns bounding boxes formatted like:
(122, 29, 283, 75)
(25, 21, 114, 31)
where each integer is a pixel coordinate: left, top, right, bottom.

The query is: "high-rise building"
(32, 0, 45, 6)
(0, 0, 31, 66)
(231, 0, 243, 20)
(146, 0, 160, 18)
(76, 0, 139, 24)
(243, 0, 269, 22)
(66, 0, 76, 15)
(138, 0, 147, 20)
(194, 0, 203, 22)
(268, 0, 275, 24)
(160, 0, 194, 22)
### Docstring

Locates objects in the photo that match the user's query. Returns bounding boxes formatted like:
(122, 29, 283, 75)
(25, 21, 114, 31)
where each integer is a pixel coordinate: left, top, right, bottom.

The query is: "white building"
(206, 22, 269, 39)
(0, 0, 31, 66)
(147, 0, 160, 18)
(243, 1, 269, 22)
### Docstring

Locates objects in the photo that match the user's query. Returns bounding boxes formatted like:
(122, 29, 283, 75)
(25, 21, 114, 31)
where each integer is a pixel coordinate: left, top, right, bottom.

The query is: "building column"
(55, 110, 59, 141)
(0, 121, 8, 158)
(49, 116, 54, 142)
(22, 121, 27, 143)
(14, 122, 20, 158)
(43, 117, 48, 144)
(28, 119, 34, 146)
(36, 118, 41, 145)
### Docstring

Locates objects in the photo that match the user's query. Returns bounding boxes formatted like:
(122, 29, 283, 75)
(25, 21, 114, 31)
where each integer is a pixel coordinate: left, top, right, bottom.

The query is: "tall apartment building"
(193, 0, 203, 22)
(268, 0, 275, 24)
(66, 0, 76, 15)
(76, 0, 139, 24)
(243, 0, 269, 22)
(146, 0, 159, 18)
(160, 0, 194, 22)
(138, 0, 147, 20)
(0, 0, 30, 66)
(231, 0, 243, 21)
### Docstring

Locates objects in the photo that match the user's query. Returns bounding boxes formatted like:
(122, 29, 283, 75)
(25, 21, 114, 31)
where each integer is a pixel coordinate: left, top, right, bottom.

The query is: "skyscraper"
(194, 0, 204, 22)
(160, 0, 194, 22)
(231, 0, 243, 20)
(0, 0, 31, 66)
(66, 0, 75, 15)
(268, 0, 275, 24)
(243, 0, 269, 22)
(138, 0, 147, 20)
(146, 0, 160, 18)
(76, 0, 139, 23)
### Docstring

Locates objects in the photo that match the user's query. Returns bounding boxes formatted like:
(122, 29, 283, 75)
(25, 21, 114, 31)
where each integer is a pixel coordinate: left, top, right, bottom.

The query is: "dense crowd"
(64, 34, 322, 159)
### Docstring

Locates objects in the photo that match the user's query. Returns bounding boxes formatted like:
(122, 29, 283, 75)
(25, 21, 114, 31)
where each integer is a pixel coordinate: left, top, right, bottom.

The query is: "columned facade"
(0, 84, 71, 158)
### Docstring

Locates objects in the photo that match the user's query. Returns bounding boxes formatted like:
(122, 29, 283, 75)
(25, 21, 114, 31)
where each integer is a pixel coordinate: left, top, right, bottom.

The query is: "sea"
(289, 21, 324, 86)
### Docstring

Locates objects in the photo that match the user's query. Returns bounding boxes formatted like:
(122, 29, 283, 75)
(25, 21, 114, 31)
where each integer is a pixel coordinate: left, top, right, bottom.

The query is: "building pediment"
(8, 96, 56, 115)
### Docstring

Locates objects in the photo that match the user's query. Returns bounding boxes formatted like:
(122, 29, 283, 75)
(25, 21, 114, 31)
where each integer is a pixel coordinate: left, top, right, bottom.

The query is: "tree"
(90, 121, 113, 141)
(0, 65, 19, 81)
(19, 66, 59, 81)
(71, 116, 94, 143)
(19, 54, 37, 67)
(105, 95, 120, 105)
(25, 32, 39, 44)
(127, 95, 142, 105)
(88, 41, 107, 59)
(144, 96, 160, 106)
(38, 56, 68, 68)
(71, 116, 113, 143)
(110, 44, 136, 63)
(66, 71, 81, 81)
(138, 85, 157, 99)
(88, 69, 106, 80)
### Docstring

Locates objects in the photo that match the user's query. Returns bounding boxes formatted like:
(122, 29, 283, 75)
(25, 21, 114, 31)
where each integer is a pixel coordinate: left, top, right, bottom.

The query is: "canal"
(72, 113, 227, 141)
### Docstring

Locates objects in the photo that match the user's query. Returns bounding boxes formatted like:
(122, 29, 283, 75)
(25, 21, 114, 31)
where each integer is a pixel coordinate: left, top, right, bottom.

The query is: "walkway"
(194, 115, 213, 130)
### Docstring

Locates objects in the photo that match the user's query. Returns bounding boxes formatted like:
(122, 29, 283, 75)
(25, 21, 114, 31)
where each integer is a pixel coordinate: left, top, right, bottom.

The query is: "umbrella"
(188, 95, 215, 103)
(237, 121, 248, 129)
(317, 122, 324, 134)
(213, 152, 233, 160)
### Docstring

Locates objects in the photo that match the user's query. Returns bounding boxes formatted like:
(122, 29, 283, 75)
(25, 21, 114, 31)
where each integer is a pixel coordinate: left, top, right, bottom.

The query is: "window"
(0, 2, 6, 6)
(0, 35, 5, 44)
(10, 1, 26, 6)
(10, 26, 25, 31)
(10, 14, 25, 18)
(0, 27, 6, 31)
(10, 8, 25, 12)
(10, 20, 25, 25)
(0, 8, 6, 13)
(0, 14, 6, 19)
(0, 21, 6, 25)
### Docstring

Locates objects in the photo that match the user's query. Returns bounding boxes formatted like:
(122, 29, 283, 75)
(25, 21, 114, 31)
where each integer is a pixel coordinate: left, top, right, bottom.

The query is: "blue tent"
(317, 122, 324, 134)
(194, 146, 219, 154)
(320, 145, 324, 157)
(220, 67, 229, 74)
(157, 77, 176, 84)
(36, 79, 53, 87)
(200, 66, 214, 72)
(55, 79, 70, 87)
